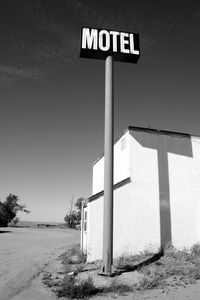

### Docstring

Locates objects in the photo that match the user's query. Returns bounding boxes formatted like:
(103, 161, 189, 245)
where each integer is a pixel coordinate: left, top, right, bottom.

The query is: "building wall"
(87, 182, 134, 262)
(92, 131, 130, 195)
(129, 129, 200, 251)
(128, 131, 161, 252)
(86, 128, 200, 262)
(169, 136, 200, 248)
(81, 205, 88, 253)
(87, 130, 161, 261)
(87, 196, 103, 261)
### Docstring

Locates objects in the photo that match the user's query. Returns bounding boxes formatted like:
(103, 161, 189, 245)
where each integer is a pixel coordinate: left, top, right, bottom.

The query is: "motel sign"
(80, 27, 140, 63)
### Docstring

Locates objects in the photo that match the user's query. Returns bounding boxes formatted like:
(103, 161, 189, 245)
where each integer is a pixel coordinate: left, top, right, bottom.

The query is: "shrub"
(60, 247, 87, 265)
(57, 275, 132, 299)
(191, 243, 200, 258)
(57, 276, 98, 299)
(114, 253, 137, 269)
(103, 280, 131, 294)
(114, 248, 156, 270)
(138, 275, 162, 290)
(136, 264, 166, 290)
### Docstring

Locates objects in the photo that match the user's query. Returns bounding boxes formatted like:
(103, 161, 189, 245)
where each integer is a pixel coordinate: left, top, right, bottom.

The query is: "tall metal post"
(102, 55, 114, 275)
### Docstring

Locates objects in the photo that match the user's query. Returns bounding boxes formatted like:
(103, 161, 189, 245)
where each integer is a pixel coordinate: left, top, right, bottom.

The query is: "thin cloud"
(0, 65, 44, 80)
(22, 43, 70, 62)
(0, 74, 12, 87)
(3, 0, 199, 76)
(8, 1, 156, 65)
(14, 39, 76, 65)
(26, 1, 67, 35)
(9, 1, 78, 66)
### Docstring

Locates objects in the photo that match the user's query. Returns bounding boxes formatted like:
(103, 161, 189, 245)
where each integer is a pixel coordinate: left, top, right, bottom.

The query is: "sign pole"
(102, 55, 114, 275)
(80, 26, 140, 276)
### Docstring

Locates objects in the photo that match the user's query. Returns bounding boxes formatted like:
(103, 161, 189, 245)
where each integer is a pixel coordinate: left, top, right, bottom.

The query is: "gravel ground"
(0, 227, 80, 300)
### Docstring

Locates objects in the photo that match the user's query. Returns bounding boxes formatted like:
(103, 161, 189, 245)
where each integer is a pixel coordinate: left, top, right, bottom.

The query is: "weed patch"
(114, 249, 154, 270)
(137, 275, 162, 290)
(60, 247, 87, 265)
(103, 280, 132, 294)
(137, 265, 165, 290)
(136, 243, 200, 290)
(191, 243, 200, 257)
(44, 243, 200, 298)
(57, 275, 99, 299)
(57, 275, 132, 299)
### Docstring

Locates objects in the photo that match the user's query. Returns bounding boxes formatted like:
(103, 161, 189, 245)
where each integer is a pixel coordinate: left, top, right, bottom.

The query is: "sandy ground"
(0, 227, 80, 300)
(2, 227, 200, 300)
(90, 282, 200, 300)
(77, 269, 200, 300)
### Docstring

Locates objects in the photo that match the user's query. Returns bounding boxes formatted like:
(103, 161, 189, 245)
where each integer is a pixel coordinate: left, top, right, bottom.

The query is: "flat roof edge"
(92, 126, 200, 167)
(128, 126, 191, 137)
(88, 177, 131, 203)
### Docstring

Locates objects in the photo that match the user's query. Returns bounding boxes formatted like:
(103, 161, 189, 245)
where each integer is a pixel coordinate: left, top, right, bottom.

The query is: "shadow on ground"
(118, 251, 164, 274)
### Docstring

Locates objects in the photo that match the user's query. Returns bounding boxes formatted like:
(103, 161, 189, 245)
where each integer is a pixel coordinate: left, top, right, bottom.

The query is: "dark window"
(84, 210, 87, 231)
(84, 221, 87, 232)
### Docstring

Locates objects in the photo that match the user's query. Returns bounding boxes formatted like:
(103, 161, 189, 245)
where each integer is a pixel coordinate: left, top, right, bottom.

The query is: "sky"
(0, 0, 200, 222)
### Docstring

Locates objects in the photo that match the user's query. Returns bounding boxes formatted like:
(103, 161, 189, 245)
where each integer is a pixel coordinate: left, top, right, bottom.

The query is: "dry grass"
(114, 249, 154, 270)
(102, 280, 132, 295)
(56, 275, 132, 299)
(45, 243, 200, 298)
(57, 275, 99, 299)
(137, 243, 200, 290)
(113, 243, 200, 291)
(60, 247, 87, 265)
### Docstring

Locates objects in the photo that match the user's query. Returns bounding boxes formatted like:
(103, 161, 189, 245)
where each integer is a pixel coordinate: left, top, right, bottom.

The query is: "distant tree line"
(0, 194, 30, 227)
(64, 197, 84, 229)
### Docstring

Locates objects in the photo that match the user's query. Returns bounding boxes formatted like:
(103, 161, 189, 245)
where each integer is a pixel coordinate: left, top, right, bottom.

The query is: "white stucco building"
(81, 126, 200, 262)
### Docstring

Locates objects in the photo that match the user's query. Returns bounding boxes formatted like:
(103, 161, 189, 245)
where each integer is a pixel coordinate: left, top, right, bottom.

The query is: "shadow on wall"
(130, 128, 193, 252)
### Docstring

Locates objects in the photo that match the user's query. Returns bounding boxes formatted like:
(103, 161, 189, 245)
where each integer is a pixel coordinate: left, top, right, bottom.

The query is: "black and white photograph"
(1, 1, 200, 299)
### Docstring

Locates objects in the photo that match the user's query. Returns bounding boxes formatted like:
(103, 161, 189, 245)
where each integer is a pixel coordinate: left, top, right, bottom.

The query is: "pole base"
(98, 266, 121, 277)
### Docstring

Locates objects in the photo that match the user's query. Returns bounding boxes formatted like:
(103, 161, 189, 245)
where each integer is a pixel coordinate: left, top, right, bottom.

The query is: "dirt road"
(0, 227, 80, 300)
